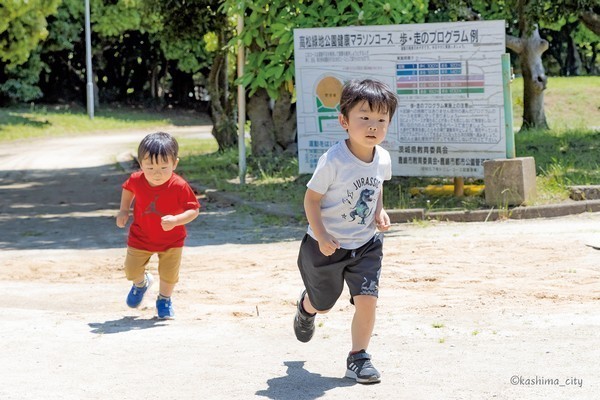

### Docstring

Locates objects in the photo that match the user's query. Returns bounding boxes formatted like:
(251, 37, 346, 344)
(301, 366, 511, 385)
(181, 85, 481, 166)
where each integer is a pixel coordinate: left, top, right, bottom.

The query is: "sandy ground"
(1, 129, 599, 400)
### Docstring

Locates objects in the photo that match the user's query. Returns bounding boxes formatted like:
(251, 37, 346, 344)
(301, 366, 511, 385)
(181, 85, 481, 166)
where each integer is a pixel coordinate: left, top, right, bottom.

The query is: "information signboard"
(293, 20, 506, 177)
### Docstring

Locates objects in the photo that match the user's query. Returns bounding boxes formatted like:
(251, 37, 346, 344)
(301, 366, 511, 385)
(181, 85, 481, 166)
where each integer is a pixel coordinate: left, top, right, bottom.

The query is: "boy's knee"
(304, 294, 333, 314)
(125, 269, 144, 282)
(352, 294, 378, 309)
(157, 273, 179, 285)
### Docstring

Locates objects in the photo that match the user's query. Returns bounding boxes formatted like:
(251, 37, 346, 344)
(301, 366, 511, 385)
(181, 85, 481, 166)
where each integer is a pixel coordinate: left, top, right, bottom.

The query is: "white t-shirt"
(306, 140, 392, 249)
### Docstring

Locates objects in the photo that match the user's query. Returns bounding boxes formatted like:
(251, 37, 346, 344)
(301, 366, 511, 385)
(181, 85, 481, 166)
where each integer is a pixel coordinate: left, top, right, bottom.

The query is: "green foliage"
(44, 0, 84, 52)
(225, 0, 428, 98)
(432, 0, 598, 28)
(0, 52, 44, 101)
(428, 1, 599, 75)
(571, 24, 600, 74)
(143, 0, 222, 73)
(91, 0, 144, 37)
(160, 37, 209, 73)
(1, 0, 219, 104)
(0, 0, 61, 101)
(532, 1, 598, 27)
(0, 0, 60, 66)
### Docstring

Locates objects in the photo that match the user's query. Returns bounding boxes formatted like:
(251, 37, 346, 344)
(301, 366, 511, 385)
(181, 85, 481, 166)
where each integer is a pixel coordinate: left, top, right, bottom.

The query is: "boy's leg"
(301, 292, 327, 315)
(124, 247, 152, 284)
(297, 235, 347, 311)
(295, 234, 348, 342)
(156, 247, 182, 296)
(344, 234, 383, 383)
(123, 247, 154, 308)
(159, 281, 176, 298)
(155, 247, 182, 319)
(294, 290, 316, 343)
(351, 295, 377, 351)
(345, 296, 381, 383)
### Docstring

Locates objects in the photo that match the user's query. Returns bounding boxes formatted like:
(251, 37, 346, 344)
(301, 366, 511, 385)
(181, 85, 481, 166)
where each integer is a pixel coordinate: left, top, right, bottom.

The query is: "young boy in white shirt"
(294, 79, 398, 383)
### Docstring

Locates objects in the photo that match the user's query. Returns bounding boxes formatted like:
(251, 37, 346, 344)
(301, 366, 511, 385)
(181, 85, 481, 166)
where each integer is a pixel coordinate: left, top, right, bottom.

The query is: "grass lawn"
(511, 76, 600, 130)
(2, 76, 599, 214)
(0, 104, 210, 141)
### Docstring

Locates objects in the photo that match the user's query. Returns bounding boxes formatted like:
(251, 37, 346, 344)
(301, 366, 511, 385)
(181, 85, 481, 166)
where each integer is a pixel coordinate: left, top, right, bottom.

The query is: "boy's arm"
(304, 188, 340, 256)
(116, 188, 134, 228)
(160, 208, 199, 231)
(375, 186, 391, 231)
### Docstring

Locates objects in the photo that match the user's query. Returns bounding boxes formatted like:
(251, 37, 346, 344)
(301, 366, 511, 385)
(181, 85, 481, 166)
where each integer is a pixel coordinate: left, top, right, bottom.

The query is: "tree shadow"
(255, 361, 355, 400)
(88, 316, 168, 334)
(0, 113, 51, 130)
(0, 163, 304, 250)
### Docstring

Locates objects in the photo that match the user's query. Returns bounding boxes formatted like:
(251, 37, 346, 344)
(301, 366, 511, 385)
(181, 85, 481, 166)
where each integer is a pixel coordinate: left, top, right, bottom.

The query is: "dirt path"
(1, 130, 599, 399)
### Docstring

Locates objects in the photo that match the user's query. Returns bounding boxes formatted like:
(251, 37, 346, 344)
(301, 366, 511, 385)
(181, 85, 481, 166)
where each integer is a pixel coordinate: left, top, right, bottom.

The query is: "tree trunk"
(151, 64, 160, 99)
(583, 45, 598, 75)
(565, 32, 582, 76)
(171, 69, 194, 106)
(553, 21, 583, 77)
(247, 88, 276, 156)
(519, 26, 548, 130)
(272, 87, 297, 154)
(207, 52, 237, 151)
(506, 1, 549, 130)
(93, 71, 100, 108)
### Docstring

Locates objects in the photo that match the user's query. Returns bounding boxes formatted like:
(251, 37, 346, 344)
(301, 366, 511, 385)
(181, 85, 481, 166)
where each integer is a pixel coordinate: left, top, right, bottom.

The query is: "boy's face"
(140, 155, 178, 187)
(339, 101, 391, 150)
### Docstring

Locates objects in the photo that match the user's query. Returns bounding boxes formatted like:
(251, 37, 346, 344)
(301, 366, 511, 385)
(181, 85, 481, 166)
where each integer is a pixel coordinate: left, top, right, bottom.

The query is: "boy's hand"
(116, 210, 129, 228)
(316, 233, 340, 256)
(161, 215, 177, 231)
(376, 209, 391, 231)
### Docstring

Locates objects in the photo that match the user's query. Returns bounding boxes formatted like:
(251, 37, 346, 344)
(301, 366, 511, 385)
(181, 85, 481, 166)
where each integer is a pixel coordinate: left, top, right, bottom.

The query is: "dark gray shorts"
(297, 233, 383, 311)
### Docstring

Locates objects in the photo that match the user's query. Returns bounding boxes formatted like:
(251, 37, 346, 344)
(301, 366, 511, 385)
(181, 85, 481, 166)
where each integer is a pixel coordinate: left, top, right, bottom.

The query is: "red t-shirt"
(122, 171, 200, 252)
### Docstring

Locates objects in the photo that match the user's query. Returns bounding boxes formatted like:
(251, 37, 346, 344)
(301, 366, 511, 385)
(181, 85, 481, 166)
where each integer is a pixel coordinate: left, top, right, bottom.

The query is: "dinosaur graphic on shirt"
(348, 188, 374, 225)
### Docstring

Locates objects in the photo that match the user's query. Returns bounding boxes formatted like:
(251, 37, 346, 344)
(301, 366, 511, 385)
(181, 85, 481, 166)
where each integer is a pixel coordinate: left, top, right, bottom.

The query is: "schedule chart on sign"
(396, 62, 484, 95)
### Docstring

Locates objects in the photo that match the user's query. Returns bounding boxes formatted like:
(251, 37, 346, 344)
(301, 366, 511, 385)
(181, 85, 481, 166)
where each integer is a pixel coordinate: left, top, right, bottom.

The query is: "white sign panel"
(294, 20, 506, 177)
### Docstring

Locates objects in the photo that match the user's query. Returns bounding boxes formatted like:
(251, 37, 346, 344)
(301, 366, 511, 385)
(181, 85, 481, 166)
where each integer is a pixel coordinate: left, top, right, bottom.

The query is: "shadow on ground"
(88, 316, 168, 334)
(255, 361, 355, 400)
(0, 163, 304, 250)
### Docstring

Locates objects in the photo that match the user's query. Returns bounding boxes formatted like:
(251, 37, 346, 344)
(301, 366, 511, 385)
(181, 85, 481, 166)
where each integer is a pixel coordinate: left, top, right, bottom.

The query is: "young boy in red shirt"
(116, 132, 199, 319)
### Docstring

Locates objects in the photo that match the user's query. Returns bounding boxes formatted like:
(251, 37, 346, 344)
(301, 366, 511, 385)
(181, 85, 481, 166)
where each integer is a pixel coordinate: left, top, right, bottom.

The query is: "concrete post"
(483, 157, 537, 206)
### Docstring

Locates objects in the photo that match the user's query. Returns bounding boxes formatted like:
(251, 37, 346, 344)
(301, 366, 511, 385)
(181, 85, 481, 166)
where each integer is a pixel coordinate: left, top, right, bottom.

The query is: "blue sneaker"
(156, 296, 174, 319)
(126, 272, 153, 308)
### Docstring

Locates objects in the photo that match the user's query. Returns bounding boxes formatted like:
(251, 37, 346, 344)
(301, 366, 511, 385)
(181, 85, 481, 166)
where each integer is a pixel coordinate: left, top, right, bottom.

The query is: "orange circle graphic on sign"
(316, 76, 342, 108)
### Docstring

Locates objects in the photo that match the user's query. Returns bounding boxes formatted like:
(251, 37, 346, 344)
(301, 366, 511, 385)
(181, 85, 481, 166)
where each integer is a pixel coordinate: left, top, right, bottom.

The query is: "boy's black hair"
(339, 79, 398, 121)
(138, 132, 179, 164)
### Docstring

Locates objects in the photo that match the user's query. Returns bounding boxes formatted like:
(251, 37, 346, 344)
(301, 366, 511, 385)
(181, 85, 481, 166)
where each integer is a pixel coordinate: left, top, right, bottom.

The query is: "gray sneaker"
(345, 350, 381, 384)
(293, 290, 315, 342)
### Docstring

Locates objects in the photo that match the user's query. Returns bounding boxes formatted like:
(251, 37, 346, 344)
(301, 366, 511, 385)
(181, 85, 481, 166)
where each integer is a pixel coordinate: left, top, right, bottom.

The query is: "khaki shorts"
(124, 246, 183, 284)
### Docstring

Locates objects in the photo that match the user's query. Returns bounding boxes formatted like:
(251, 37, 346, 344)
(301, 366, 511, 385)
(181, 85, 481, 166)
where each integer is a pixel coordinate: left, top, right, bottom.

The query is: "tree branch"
(580, 10, 600, 36)
(506, 34, 525, 54)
